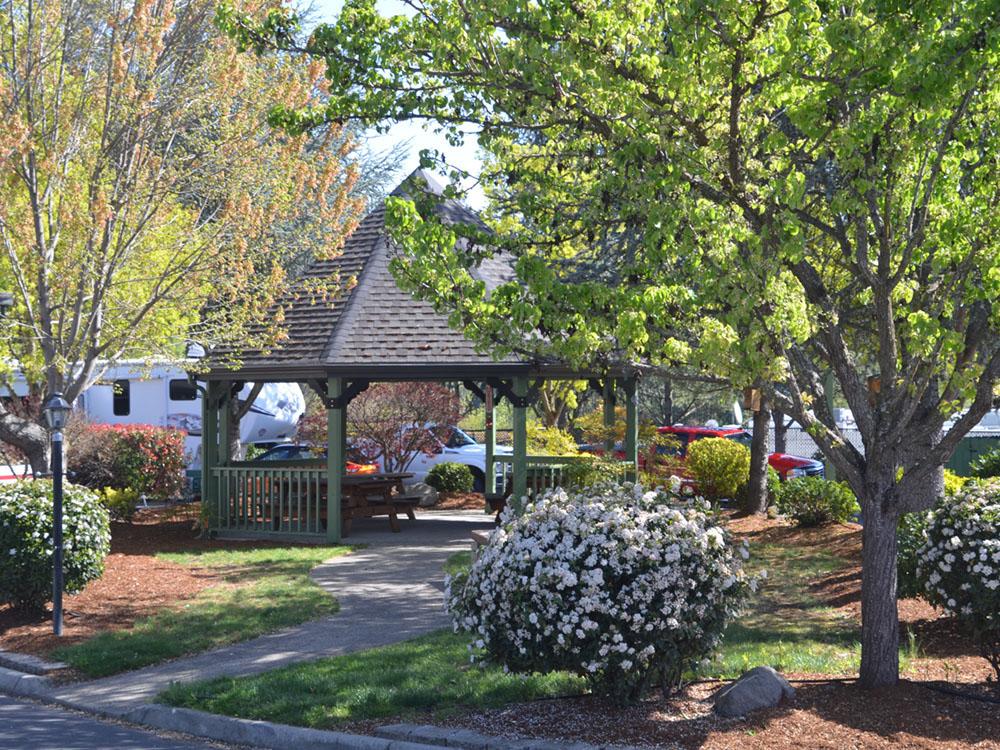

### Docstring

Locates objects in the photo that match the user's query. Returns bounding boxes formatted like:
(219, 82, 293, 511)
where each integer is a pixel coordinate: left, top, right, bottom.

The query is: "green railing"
(212, 460, 327, 536)
(492, 454, 634, 498)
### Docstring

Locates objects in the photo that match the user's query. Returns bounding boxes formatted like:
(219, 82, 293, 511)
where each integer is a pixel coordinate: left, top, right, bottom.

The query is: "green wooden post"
(623, 377, 639, 481)
(326, 377, 344, 543)
(484, 384, 496, 497)
(512, 377, 528, 510)
(201, 381, 219, 530)
(602, 378, 616, 452)
(218, 381, 232, 467)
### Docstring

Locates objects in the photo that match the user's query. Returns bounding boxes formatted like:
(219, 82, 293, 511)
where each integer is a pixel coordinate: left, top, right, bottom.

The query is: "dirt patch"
(422, 678, 1000, 750)
(0, 503, 291, 659)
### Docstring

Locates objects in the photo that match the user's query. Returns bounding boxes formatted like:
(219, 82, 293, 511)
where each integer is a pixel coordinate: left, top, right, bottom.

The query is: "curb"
(124, 704, 446, 749)
(0, 650, 68, 676)
(376, 723, 648, 750)
(0, 665, 54, 700)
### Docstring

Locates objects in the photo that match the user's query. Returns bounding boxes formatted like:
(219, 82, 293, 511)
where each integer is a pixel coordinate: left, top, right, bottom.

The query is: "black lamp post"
(42, 392, 71, 636)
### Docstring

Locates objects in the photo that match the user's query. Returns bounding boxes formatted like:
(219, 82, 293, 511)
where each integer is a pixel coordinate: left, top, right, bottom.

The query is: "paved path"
(0, 695, 221, 749)
(45, 510, 493, 717)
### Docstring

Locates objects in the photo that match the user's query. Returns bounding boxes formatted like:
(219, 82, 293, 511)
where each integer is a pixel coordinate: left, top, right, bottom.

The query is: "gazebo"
(200, 171, 639, 542)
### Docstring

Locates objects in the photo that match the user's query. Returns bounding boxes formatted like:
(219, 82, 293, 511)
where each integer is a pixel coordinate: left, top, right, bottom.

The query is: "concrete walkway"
(46, 509, 494, 717)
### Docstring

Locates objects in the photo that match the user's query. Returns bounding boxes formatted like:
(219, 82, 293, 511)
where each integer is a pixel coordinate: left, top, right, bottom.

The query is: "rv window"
(112, 379, 130, 416)
(169, 379, 198, 401)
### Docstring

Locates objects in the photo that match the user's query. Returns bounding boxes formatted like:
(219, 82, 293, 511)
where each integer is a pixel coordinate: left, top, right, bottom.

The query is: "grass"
(53, 545, 351, 677)
(705, 542, 864, 678)
(159, 629, 585, 727)
(443, 550, 472, 576)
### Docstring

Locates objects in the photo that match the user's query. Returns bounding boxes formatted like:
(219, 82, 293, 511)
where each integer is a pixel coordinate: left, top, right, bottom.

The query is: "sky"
(313, 0, 486, 205)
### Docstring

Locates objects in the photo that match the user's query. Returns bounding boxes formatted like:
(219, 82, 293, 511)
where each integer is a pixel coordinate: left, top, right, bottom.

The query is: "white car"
(381, 426, 511, 492)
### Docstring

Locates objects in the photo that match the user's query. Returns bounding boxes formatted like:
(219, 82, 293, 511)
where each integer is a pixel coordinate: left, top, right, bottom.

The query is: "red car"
(656, 425, 825, 480)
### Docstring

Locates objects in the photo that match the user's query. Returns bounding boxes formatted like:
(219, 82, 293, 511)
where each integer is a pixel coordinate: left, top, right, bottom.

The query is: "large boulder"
(408, 482, 440, 507)
(712, 666, 795, 718)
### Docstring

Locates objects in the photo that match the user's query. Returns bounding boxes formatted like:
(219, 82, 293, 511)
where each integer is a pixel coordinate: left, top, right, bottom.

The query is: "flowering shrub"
(686, 438, 750, 502)
(68, 422, 186, 500)
(777, 476, 858, 526)
(917, 481, 1000, 683)
(100, 486, 142, 522)
(897, 510, 931, 600)
(426, 462, 474, 492)
(0, 480, 110, 610)
(447, 482, 755, 703)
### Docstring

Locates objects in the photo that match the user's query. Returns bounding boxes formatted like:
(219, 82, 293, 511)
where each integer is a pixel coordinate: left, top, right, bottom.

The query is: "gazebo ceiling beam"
(487, 377, 540, 409)
(308, 378, 371, 409)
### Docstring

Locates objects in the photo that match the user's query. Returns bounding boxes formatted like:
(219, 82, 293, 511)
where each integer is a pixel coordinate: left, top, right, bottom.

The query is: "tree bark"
(773, 408, 787, 454)
(662, 378, 673, 425)
(0, 402, 49, 475)
(858, 490, 900, 688)
(745, 400, 771, 514)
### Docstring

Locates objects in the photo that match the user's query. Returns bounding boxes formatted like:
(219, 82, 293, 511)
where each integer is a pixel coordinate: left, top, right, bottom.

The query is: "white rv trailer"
(1, 361, 305, 473)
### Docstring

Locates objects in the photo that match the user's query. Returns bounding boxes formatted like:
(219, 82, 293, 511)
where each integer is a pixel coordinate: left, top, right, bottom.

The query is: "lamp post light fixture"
(42, 392, 71, 636)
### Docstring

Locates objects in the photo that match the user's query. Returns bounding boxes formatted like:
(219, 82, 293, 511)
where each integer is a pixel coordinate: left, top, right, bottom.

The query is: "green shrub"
(943, 468, 968, 495)
(562, 455, 628, 489)
(970, 446, 1000, 479)
(686, 437, 750, 502)
(897, 510, 931, 599)
(0, 480, 110, 610)
(68, 422, 187, 500)
(100, 486, 141, 522)
(426, 462, 475, 493)
(526, 422, 579, 456)
(777, 476, 859, 526)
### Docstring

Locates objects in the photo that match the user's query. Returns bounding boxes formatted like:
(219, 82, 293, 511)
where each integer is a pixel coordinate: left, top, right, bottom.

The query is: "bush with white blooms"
(0, 480, 110, 610)
(446, 482, 755, 703)
(916, 480, 1000, 683)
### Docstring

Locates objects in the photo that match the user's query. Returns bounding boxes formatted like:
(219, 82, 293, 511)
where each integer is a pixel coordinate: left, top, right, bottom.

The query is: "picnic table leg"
(405, 507, 416, 520)
(342, 515, 352, 537)
(388, 508, 401, 533)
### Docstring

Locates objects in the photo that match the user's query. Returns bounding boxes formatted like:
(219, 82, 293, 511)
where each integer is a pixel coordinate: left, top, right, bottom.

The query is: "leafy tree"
(223, 0, 1000, 689)
(348, 382, 461, 472)
(0, 0, 365, 471)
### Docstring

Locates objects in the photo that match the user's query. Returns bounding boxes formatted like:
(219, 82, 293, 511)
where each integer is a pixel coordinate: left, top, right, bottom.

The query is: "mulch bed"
(0, 503, 287, 659)
(424, 678, 1000, 749)
(432, 491, 490, 511)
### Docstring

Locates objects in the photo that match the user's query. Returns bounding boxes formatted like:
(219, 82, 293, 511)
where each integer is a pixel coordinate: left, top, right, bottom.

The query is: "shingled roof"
(205, 170, 550, 381)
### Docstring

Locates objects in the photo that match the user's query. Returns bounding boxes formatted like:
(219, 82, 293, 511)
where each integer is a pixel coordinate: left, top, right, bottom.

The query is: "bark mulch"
(430, 678, 1000, 750)
(0, 503, 287, 659)
(433, 491, 491, 511)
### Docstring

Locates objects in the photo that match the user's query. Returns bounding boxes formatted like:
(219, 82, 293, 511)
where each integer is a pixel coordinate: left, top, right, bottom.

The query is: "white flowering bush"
(0, 480, 110, 610)
(916, 480, 1000, 683)
(446, 482, 755, 704)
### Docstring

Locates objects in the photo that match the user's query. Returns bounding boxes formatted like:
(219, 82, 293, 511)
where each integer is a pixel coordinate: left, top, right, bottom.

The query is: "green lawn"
(53, 545, 351, 677)
(159, 629, 586, 727)
(706, 543, 863, 677)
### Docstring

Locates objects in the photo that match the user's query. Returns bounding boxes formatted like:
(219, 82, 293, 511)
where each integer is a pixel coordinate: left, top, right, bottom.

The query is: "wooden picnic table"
(337, 472, 418, 537)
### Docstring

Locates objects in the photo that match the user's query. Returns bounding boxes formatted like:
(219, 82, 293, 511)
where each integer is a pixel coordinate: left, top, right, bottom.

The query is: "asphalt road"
(0, 695, 223, 750)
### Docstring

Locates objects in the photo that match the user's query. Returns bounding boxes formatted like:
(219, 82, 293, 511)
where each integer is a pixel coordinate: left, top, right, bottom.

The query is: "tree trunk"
(744, 401, 771, 514)
(662, 378, 673, 425)
(773, 408, 787, 454)
(0, 403, 49, 476)
(858, 492, 900, 688)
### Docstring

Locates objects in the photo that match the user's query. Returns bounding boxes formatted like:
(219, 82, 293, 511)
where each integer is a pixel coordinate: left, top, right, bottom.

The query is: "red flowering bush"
(68, 421, 187, 500)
